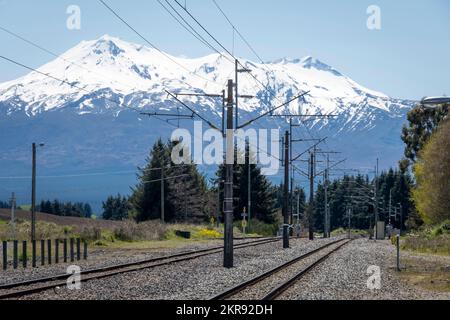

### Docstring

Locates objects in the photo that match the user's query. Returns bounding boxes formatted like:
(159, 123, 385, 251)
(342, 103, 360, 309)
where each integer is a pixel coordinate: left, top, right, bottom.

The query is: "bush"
(431, 220, 450, 237)
(113, 220, 167, 242)
(402, 220, 450, 255)
(0, 220, 74, 241)
(80, 226, 102, 242)
(246, 219, 278, 237)
(194, 228, 221, 239)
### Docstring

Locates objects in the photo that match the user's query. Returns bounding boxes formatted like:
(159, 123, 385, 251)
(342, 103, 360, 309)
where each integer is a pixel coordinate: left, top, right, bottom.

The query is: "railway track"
(0, 237, 280, 299)
(210, 238, 351, 300)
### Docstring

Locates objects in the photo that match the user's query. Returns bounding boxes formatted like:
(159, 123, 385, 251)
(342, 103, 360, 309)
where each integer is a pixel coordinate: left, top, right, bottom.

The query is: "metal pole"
(13, 240, 18, 269)
(31, 143, 36, 242)
(217, 180, 221, 228)
(289, 120, 294, 227)
(389, 189, 392, 225)
(76, 238, 81, 261)
(161, 167, 165, 223)
(324, 169, 328, 238)
(22, 241, 27, 268)
(40, 239, 45, 266)
(63, 238, 67, 263)
(235, 59, 239, 129)
(10, 192, 16, 239)
(55, 239, 59, 264)
(70, 238, 74, 262)
(308, 150, 315, 240)
(283, 131, 290, 248)
(247, 139, 251, 229)
(222, 90, 225, 135)
(396, 234, 400, 271)
(47, 239, 51, 265)
(83, 241, 88, 260)
(224, 79, 234, 268)
(374, 159, 379, 240)
(348, 207, 351, 239)
(2, 241, 7, 270)
(32, 240, 36, 267)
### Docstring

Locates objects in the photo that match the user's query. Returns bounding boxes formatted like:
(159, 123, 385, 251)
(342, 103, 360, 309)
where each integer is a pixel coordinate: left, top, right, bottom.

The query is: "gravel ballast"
(3, 237, 448, 300)
(278, 238, 450, 300)
(16, 237, 342, 300)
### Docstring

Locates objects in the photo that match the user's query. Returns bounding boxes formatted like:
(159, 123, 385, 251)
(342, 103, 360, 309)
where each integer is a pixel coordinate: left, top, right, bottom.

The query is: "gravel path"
(6, 237, 448, 300)
(16, 237, 343, 300)
(278, 238, 450, 300)
(0, 238, 262, 286)
(228, 240, 347, 300)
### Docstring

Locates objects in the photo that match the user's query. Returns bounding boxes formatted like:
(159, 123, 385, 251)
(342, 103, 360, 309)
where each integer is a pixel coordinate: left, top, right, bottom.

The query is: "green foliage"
(246, 219, 279, 236)
(214, 145, 278, 224)
(313, 171, 415, 232)
(431, 220, 450, 237)
(102, 194, 130, 220)
(37, 199, 92, 218)
(412, 119, 450, 225)
(402, 221, 450, 255)
(113, 220, 167, 242)
(130, 139, 210, 223)
(0, 220, 76, 241)
(401, 103, 449, 166)
(0, 200, 11, 209)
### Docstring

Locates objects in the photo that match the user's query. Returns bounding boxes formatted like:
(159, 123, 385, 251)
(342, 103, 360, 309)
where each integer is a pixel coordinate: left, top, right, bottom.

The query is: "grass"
(402, 220, 450, 256)
(330, 228, 370, 237)
(0, 220, 77, 241)
(398, 256, 450, 293)
(0, 217, 276, 251)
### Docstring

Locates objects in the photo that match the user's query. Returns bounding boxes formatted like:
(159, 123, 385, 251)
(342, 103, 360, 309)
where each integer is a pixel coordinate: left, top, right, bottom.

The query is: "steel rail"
(262, 239, 351, 300)
(210, 238, 350, 300)
(0, 237, 280, 299)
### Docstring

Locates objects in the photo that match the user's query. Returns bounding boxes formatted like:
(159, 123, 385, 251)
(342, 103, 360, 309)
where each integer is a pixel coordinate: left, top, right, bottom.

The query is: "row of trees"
(38, 199, 93, 218)
(0, 201, 11, 209)
(129, 139, 214, 223)
(401, 103, 450, 226)
(214, 145, 278, 224)
(311, 170, 415, 233)
(102, 140, 279, 224)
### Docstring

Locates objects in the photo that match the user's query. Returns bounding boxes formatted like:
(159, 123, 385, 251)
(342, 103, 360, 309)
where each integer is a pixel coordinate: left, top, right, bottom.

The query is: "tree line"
(29, 101, 449, 232)
(401, 102, 450, 226)
(37, 199, 93, 218)
(101, 139, 279, 225)
(311, 169, 415, 233)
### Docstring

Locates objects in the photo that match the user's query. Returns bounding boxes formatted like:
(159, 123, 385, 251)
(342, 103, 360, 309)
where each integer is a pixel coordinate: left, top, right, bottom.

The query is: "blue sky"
(0, 0, 449, 99)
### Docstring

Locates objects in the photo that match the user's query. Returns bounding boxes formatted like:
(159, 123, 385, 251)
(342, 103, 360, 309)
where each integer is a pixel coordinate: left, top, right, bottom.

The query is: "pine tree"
(102, 194, 130, 220)
(130, 139, 210, 223)
(214, 145, 277, 224)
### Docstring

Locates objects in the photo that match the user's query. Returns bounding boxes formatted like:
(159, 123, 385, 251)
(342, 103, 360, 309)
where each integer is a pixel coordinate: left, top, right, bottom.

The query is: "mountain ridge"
(0, 35, 415, 206)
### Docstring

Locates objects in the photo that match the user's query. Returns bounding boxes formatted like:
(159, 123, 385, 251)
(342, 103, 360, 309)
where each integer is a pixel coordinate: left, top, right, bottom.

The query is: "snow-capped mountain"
(0, 35, 415, 206)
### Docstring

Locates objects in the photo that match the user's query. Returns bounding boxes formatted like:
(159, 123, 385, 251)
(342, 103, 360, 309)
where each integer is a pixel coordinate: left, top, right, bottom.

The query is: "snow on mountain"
(0, 35, 417, 206)
(0, 35, 413, 130)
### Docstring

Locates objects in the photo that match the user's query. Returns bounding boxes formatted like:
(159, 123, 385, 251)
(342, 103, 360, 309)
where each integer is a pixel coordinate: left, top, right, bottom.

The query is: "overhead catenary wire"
(0, 164, 191, 180)
(157, 0, 231, 62)
(98, 0, 223, 90)
(211, 0, 272, 74)
(0, 26, 141, 94)
(0, 54, 180, 129)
